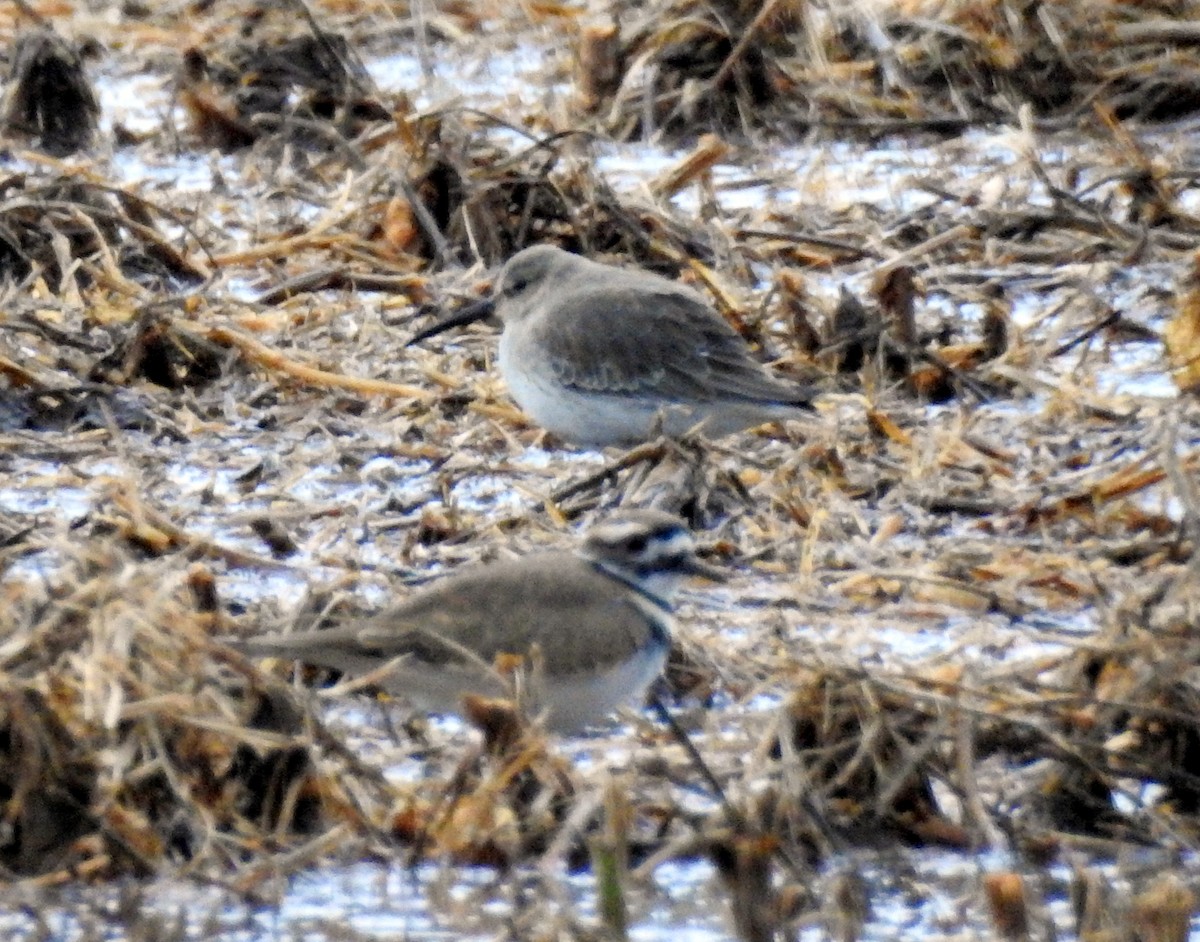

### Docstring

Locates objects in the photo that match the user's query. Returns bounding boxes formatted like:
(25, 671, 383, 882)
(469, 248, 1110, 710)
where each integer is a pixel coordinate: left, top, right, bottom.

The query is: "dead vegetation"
(574, 0, 1200, 140)
(1, 27, 98, 156)
(2, 0, 1200, 939)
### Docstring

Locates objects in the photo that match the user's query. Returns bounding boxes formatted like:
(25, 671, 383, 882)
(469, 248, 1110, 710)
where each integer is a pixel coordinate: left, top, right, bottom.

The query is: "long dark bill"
(406, 297, 496, 346)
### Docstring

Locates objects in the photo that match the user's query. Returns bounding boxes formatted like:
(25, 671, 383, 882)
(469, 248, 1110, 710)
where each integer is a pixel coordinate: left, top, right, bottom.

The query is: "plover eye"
(625, 535, 648, 554)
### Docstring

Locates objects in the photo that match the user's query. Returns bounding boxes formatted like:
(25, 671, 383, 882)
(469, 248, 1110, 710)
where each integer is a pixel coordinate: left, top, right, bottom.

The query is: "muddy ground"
(1, 1, 1200, 939)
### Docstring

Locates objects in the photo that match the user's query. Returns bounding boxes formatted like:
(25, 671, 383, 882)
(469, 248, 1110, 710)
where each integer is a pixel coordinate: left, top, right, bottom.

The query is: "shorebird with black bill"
(229, 510, 721, 733)
(408, 245, 818, 447)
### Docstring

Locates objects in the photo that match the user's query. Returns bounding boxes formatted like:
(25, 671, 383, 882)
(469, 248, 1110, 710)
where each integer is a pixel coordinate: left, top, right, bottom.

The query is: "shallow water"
(6, 844, 1191, 942)
(2, 10, 1197, 942)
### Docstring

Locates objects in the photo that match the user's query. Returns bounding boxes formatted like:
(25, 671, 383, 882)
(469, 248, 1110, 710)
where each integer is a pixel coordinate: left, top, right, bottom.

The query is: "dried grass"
(574, 0, 1200, 141)
(1, 0, 1200, 938)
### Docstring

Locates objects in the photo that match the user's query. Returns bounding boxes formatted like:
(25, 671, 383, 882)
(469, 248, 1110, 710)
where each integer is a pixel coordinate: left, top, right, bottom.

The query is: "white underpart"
(389, 635, 670, 733)
(537, 641, 670, 731)
(499, 331, 798, 445)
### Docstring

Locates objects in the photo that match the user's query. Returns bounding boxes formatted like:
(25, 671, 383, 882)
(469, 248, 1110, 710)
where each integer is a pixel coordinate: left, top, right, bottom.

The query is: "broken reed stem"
(204, 324, 436, 399)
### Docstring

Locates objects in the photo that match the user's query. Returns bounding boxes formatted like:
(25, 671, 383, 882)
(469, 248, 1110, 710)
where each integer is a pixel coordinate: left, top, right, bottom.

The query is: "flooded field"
(2, 1, 1200, 940)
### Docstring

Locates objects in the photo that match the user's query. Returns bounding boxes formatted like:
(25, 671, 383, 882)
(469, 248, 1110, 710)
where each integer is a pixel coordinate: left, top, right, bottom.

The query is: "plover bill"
(229, 510, 722, 733)
(408, 245, 818, 446)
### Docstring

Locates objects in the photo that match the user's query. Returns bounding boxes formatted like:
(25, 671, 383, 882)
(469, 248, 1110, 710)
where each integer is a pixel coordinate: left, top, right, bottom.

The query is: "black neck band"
(589, 559, 674, 613)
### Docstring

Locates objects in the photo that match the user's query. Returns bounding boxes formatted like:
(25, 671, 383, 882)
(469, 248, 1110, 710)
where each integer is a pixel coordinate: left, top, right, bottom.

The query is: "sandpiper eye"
(503, 275, 529, 296)
(626, 535, 647, 553)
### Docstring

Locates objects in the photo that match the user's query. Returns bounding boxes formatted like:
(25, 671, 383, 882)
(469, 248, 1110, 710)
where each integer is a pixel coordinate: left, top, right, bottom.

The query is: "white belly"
(538, 642, 669, 732)
(391, 640, 669, 733)
(498, 331, 791, 446)
(497, 332, 648, 445)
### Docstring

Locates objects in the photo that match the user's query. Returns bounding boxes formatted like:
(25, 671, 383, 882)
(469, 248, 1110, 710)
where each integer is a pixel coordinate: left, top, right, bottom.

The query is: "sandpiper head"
(406, 244, 576, 345)
(579, 509, 723, 602)
(492, 245, 575, 320)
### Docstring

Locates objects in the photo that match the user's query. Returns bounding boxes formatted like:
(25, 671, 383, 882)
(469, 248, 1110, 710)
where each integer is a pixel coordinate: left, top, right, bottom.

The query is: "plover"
(230, 510, 720, 733)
